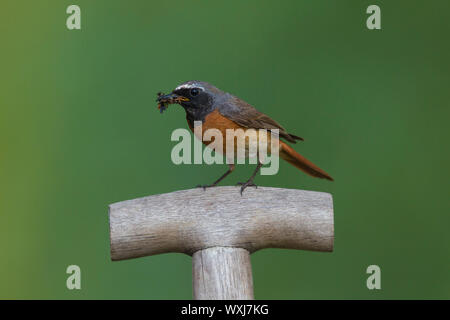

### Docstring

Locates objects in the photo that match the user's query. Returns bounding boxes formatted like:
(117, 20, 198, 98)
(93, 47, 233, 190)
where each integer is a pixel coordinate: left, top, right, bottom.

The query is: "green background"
(1, 0, 449, 299)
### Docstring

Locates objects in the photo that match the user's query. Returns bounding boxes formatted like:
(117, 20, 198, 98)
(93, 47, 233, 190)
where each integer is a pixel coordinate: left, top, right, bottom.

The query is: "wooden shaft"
(193, 247, 254, 300)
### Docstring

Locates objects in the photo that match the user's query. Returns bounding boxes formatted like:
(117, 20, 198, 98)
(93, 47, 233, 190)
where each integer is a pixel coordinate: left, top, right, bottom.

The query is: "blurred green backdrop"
(1, 0, 449, 299)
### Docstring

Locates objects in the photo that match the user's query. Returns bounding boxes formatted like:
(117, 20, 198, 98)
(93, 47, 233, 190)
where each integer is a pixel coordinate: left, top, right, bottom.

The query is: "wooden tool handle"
(108, 186, 334, 300)
(108, 186, 334, 261)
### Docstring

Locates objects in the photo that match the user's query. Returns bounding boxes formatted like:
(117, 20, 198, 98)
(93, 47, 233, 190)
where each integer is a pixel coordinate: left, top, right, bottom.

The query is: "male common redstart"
(157, 80, 333, 194)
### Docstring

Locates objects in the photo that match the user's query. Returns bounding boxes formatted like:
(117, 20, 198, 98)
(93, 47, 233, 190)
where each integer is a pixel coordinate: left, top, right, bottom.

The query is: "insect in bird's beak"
(156, 92, 190, 114)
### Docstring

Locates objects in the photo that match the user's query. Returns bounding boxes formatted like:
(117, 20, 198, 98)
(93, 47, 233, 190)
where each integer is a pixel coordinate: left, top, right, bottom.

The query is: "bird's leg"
(196, 164, 235, 190)
(237, 161, 263, 195)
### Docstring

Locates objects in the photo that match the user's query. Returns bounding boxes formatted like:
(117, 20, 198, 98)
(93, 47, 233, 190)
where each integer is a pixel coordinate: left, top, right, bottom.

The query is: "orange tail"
(280, 141, 333, 181)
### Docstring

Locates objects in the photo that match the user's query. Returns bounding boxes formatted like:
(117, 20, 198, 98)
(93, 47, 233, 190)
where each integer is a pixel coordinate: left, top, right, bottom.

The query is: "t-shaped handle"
(108, 186, 334, 299)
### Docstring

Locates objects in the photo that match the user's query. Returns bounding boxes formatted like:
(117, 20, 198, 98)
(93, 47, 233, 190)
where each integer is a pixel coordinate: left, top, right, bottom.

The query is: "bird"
(157, 80, 333, 194)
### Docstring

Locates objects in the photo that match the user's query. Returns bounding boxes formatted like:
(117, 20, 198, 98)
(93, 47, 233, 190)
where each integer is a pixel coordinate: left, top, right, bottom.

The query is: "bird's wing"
(218, 95, 303, 143)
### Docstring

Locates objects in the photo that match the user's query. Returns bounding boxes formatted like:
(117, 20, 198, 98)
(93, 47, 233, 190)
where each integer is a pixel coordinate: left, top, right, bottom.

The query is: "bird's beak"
(156, 92, 190, 104)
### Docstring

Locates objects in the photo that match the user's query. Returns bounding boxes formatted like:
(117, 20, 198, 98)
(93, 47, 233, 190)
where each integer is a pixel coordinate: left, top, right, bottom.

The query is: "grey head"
(158, 80, 230, 122)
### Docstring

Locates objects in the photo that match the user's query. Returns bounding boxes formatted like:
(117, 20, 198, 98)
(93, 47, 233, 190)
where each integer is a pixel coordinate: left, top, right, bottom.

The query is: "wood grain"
(193, 247, 253, 300)
(108, 186, 334, 261)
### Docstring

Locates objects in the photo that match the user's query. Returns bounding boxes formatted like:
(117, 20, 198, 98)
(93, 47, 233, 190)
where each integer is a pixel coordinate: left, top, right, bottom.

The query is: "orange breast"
(187, 109, 243, 145)
(187, 109, 278, 159)
(203, 109, 244, 137)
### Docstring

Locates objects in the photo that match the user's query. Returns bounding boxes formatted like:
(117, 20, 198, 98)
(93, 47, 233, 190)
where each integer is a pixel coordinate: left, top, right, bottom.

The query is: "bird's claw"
(196, 184, 215, 191)
(236, 181, 257, 195)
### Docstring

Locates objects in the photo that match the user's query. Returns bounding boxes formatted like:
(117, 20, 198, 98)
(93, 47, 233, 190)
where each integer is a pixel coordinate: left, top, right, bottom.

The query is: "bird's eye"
(190, 88, 200, 96)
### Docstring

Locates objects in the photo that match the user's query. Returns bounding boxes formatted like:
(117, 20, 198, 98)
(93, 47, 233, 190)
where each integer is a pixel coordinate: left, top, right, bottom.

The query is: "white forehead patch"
(175, 83, 205, 91)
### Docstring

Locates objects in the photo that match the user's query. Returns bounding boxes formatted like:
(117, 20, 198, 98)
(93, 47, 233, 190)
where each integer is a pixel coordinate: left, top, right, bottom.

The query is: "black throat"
(182, 103, 215, 127)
